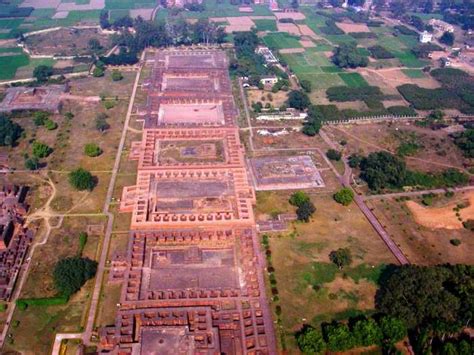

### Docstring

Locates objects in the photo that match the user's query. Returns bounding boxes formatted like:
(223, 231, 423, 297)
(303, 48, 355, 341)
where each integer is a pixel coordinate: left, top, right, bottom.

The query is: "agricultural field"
(254, 19, 277, 32)
(263, 32, 302, 50)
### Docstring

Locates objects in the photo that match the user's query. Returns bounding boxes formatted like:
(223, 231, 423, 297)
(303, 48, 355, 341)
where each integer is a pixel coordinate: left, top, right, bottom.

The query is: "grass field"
(263, 32, 302, 49)
(402, 69, 426, 78)
(338, 72, 368, 87)
(254, 19, 277, 32)
(259, 191, 395, 351)
(105, 0, 155, 9)
(0, 54, 29, 80)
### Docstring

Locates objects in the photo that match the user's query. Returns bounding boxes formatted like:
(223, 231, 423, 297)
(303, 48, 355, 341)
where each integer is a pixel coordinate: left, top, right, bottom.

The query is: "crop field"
(263, 32, 302, 49)
(338, 72, 368, 87)
(0, 54, 30, 80)
(254, 19, 277, 32)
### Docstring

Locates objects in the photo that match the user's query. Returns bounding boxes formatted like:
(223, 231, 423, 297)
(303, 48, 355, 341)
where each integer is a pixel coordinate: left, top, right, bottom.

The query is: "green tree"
(360, 151, 407, 190)
(111, 70, 123, 81)
(44, 119, 58, 130)
(69, 168, 95, 191)
(88, 38, 102, 52)
(64, 112, 74, 120)
(329, 248, 352, 269)
(92, 67, 105, 77)
(33, 65, 53, 82)
(296, 326, 326, 354)
(33, 111, 49, 126)
(53, 257, 97, 296)
(32, 141, 52, 158)
(333, 187, 354, 206)
(332, 43, 368, 69)
(324, 322, 355, 352)
(440, 31, 455, 46)
(25, 157, 39, 171)
(453, 129, 474, 158)
(95, 113, 110, 132)
(288, 90, 310, 110)
(296, 200, 316, 222)
(0, 115, 22, 147)
(300, 79, 312, 93)
(348, 154, 363, 168)
(379, 316, 407, 345)
(289, 191, 310, 206)
(352, 318, 383, 346)
(326, 149, 342, 161)
(84, 143, 102, 157)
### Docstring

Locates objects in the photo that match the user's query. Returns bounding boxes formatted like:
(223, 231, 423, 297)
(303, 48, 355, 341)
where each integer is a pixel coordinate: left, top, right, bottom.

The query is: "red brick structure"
(100, 49, 276, 354)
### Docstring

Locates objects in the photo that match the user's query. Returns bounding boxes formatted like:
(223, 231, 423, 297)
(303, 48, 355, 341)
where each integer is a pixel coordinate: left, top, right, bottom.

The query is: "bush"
(394, 25, 418, 36)
(103, 100, 115, 110)
(33, 111, 49, 126)
(450, 239, 461, 246)
(53, 257, 97, 296)
(289, 191, 310, 206)
(300, 79, 312, 93)
(387, 106, 417, 116)
(348, 154, 363, 168)
(33, 65, 53, 82)
(329, 248, 352, 269)
(326, 86, 383, 102)
(78, 232, 88, 255)
(334, 188, 354, 206)
(92, 67, 104, 77)
(32, 141, 52, 158)
(326, 149, 342, 161)
(453, 129, 474, 158)
(44, 119, 58, 130)
(0, 115, 22, 147)
(368, 45, 394, 59)
(296, 326, 326, 354)
(69, 168, 95, 191)
(84, 143, 102, 157)
(111, 70, 123, 81)
(16, 295, 69, 308)
(462, 219, 474, 231)
(25, 157, 39, 170)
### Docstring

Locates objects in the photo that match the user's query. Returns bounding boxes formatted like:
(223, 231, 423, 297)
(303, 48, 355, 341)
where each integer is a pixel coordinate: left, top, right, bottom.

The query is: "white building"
(419, 31, 433, 43)
(260, 76, 279, 85)
(255, 46, 279, 64)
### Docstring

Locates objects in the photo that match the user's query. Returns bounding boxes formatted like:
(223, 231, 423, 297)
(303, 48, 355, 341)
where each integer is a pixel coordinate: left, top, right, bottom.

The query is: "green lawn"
(105, 0, 155, 9)
(0, 54, 29, 80)
(304, 73, 345, 90)
(402, 69, 426, 78)
(395, 51, 428, 68)
(263, 32, 302, 50)
(338, 72, 368, 87)
(253, 19, 277, 32)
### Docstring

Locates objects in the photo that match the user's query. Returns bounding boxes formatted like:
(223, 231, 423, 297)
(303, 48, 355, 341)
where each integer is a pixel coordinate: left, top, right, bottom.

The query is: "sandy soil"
(336, 22, 370, 33)
(406, 192, 474, 230)
(297, 24, 319, 39)
(274, 12, 305, 20)
(300, 39, 315, 48)
(225, 16, 255, 33)
(279, 48, 305, 54)
(277, 22, 300, 36)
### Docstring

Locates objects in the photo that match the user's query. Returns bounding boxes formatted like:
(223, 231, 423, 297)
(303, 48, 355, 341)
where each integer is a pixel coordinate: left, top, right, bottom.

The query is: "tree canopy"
(53, 257, 97, 296)
(333, 187, 354, 206)
(33, 65, 53, 82)
(329, 248, 352, 269)
(359, 151, 407, 190)
(287, 90, 310, 110)
(0, 114, 22, 147)
(332, 43, 368, 69)
(69, 168, 95, 191)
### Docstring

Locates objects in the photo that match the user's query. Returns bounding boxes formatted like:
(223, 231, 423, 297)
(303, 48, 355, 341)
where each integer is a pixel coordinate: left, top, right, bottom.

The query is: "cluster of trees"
(326, 149, 342, 161)
(33, 111, 57, 130)
(287, 90, 310, 110)
(296, 315, 407, 354)
(320, 19, 344, 35)
(33, 65, 54, 82)
(53, 256, 97, 297)
(332, 43, 368, 69)
(289, 191, 316, 222)
(368, 45, 394, 59)
(376, 264, 474, 353)
(230, 31, 268, 81)
(0, 114, 22, 147)
(326, 86, 383, 102)
(302, 105, 323, 136)
(351, 151, 469, 191)
(453, 128, 474, 158)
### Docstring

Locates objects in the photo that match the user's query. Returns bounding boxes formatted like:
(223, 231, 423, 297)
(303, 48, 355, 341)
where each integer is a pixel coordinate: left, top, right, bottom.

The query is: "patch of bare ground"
(367, 192, 474, 265)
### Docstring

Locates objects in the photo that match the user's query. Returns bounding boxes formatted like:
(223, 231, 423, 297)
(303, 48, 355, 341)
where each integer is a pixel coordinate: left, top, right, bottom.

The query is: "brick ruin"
(0, 84, 67, 113)
(0, 185, 33, 300)
(100, 49, 276, 354)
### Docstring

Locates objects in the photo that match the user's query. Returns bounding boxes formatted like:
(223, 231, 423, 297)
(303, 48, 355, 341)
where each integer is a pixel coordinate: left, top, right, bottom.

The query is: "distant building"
(419, 31, 433, 43)
(260, 76, 279, 85)
(164, 0, 203, 7)
(440, 57, 451, 67)
(255, 46, 278, 64)
(0, 84, 67, 113)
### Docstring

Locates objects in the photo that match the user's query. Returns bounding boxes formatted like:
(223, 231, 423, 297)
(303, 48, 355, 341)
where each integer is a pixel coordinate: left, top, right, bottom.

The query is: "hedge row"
(16, 295, 69, 308)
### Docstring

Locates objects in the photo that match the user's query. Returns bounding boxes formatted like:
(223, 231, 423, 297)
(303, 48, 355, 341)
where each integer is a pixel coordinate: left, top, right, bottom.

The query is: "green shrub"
(368, 45, 394, 59)
(0, 115, 23, 147)
(111, 70, 123, 81)
(450, 239, 461, 246)
(84, 143, 102, 157)
(334, 188, 354, 206)
(104, 100, 115, 110)
(16, 295, 69, 308)
(78, 232, 88, 255)
(32, 141, 52, 158)
(387, 106, 417, 116)
(326, 149, 342, 161)
(25, 157, 39, 170)
(462, 219, 474, 231)
(289, 191, 310, 206)
(33, 111, 49, 126)
(44, 119, 57, 130)
(92, 67, 104, 77)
